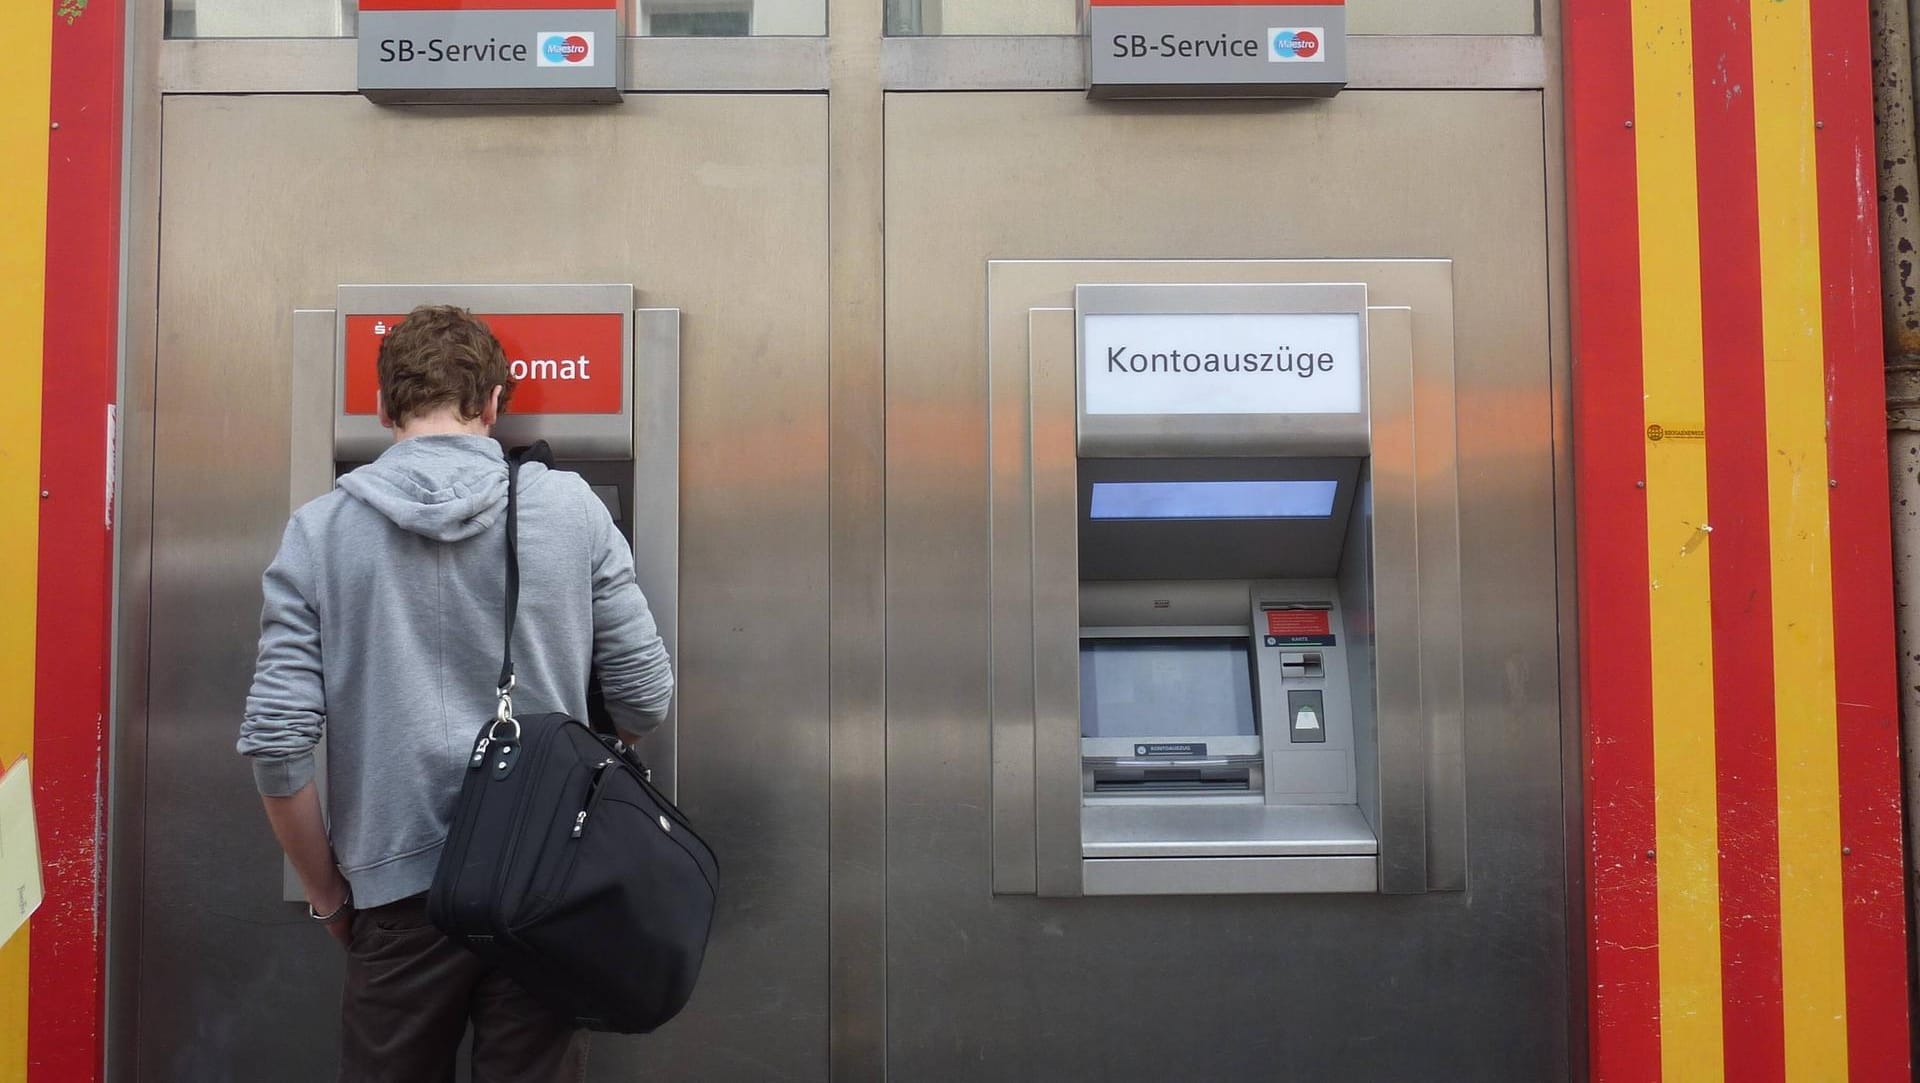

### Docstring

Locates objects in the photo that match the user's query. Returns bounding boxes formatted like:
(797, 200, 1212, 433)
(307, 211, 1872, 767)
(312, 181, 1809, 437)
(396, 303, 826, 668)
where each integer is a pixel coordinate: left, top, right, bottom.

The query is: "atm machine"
(991, 266, 1464, 898)
(286, 283, 681, 899)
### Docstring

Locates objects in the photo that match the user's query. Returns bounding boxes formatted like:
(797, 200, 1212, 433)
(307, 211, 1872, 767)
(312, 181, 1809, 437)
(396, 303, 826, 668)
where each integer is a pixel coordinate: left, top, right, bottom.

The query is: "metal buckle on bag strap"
(487, 673, 521, 743)
(470, 679, 523, 772)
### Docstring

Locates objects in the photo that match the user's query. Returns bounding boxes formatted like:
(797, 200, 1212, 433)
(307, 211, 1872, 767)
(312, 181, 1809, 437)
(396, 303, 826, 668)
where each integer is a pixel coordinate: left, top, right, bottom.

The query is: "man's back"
(238, 305, 661, 1079)
(239, 433, 672, 909)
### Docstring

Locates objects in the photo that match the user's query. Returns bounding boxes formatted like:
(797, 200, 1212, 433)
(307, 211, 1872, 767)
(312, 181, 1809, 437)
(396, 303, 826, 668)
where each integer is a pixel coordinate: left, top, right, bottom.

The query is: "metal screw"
(1816, 120, 1825, 130)
(1830, 478, 1839, 487)
(1843, 846, 1853, 856)
(1624, 120, 1634, 128)
(1636, 480, 1646, 489)
(1645, 849, 1656, 860)
(39, 490, 49, 499)
(49, 121, 59, 130)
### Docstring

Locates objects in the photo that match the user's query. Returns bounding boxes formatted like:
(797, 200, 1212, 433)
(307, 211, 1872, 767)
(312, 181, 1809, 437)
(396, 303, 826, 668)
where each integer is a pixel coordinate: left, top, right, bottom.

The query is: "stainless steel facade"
(112, 9, 1574, 1081)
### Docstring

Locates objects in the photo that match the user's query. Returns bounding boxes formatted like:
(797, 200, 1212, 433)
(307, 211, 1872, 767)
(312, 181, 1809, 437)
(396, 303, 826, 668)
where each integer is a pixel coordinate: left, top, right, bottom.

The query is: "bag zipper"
(572, 756, 620, 838)
(513, 748, 618, 928)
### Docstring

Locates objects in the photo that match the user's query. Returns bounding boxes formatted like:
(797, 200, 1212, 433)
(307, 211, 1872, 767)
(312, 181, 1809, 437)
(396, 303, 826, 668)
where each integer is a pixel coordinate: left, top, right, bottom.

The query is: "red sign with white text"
(344, 312, 624, 416)
(1266, 610, 1331, 638)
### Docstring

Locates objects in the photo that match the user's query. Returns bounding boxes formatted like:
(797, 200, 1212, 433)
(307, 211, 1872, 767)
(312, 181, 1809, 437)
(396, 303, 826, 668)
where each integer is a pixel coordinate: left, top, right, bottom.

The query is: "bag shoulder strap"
(497, 440, 554, 705)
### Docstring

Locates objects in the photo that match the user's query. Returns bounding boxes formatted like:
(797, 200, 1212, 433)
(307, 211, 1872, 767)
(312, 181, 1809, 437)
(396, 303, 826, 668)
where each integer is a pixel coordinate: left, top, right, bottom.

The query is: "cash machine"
(991, 266, 1464, 898)
(285, 284, 680, 899)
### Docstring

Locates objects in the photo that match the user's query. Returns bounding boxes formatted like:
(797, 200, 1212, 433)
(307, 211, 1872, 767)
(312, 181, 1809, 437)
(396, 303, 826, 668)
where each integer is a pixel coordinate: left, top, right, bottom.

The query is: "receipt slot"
(990, 268, 1465, 897)
(284, 284, 679, 900)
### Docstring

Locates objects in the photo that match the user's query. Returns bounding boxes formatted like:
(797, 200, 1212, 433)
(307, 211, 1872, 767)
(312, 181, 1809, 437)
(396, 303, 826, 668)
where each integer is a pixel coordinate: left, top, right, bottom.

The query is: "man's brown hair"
(376, 305, 517, 427)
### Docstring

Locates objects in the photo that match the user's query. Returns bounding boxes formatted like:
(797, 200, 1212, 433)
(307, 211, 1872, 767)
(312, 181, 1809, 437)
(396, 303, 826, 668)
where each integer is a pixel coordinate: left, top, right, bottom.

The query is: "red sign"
(344, 312, 624, 416)
(1266, 610, 1331, 638)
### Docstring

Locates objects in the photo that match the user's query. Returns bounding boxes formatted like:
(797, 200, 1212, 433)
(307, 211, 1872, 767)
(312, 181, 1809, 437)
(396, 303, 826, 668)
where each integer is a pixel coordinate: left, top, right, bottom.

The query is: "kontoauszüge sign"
(1081, 312, 1364, 416)
(1087, 0, 1348, 99)
(358, 0, 622, 104)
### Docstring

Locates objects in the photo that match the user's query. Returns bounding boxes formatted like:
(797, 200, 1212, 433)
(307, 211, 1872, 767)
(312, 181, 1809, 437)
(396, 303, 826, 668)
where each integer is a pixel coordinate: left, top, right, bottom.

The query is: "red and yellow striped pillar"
(0, 3, 124, 1079)
(1569, 0, 1911, 1078)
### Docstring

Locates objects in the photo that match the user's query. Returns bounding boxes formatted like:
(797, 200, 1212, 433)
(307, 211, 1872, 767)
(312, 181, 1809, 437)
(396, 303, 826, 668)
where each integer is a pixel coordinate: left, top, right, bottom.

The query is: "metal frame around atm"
(286, 285, 680, 899)
(988, 259, 1464, 898)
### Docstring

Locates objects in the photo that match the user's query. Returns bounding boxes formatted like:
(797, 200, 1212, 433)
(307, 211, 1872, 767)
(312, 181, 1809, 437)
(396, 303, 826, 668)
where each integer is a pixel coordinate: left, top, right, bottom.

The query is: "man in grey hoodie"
(239, 305, 672, 1080)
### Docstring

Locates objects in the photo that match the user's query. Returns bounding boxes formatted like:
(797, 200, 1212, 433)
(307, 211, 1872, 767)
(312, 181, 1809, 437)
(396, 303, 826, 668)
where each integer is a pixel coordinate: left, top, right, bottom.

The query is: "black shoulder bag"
(427, 443, 717, 1034)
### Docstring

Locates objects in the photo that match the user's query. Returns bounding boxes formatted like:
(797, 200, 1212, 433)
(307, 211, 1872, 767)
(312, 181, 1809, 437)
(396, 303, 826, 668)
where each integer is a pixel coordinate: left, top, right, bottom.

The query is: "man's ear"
(377, 390, 395, 431)
(482, 385, 502, 428)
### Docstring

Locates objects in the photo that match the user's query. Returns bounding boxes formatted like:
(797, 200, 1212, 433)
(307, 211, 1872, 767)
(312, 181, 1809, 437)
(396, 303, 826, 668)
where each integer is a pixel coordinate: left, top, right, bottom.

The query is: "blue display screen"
(1088, 480, 1338, 520)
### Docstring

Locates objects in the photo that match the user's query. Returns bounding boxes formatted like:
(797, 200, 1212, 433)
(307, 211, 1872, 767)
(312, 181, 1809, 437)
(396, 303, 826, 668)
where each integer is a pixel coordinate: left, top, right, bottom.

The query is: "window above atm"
(882, 0, 1535, 37)
(164, 0, 827, 39)
(884, 0, 1076, 35)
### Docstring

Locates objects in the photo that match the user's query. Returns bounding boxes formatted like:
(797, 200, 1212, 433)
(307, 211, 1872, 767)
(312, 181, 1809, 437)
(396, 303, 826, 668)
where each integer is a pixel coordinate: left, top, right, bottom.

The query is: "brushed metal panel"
(107, 2, 166, 1075)
(1338, 461, 1380, 835)
(1081, 803, 1379, 857)
(1364, 305, 1427, 893)
(886, 91, 1563, 1079)
(290, 311, 334, 511)
(825, 0, 888, 1075)
(986, 307, 1059, 894)
(142, 94, 829, 1081)
(1082, 855, 1379, 896)
(1412, 296, 1468, 892)
(1536, 0, 1585, 1064)
(1029, 307, 1083, 897)
(628, 308, 682, 800)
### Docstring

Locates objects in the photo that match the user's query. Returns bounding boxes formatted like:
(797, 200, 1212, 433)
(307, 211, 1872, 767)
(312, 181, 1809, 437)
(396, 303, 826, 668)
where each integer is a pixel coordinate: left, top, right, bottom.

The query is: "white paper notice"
(0, 757, 44, 950)
(1081, 311, 1364, 416)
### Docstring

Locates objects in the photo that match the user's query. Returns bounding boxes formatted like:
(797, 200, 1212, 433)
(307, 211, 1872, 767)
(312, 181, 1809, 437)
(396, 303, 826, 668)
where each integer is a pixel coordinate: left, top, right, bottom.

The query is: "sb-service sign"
(358, 0, 621, 104)
(1087, 0, 1347, 99)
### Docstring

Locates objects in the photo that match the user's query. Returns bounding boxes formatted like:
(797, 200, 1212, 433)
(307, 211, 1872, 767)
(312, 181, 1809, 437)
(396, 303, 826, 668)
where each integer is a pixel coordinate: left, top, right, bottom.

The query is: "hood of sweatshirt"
(336, 434, 542, 542)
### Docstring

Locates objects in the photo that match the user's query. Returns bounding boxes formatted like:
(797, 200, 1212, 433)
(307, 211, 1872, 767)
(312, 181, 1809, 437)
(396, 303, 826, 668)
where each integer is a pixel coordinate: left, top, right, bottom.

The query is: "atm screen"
(1079, 638, 1257, 739)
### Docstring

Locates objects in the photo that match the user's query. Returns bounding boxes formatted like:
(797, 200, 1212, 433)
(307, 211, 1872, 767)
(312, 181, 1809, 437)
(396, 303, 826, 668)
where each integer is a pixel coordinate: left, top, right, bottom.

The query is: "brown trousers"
(339, 894, 588, 1083)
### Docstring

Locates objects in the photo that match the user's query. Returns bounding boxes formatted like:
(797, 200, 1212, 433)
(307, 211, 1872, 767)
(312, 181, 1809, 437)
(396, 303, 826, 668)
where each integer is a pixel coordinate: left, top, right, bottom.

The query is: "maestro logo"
(536, 31, 594, 67)
(1268, 27, 1325, 62)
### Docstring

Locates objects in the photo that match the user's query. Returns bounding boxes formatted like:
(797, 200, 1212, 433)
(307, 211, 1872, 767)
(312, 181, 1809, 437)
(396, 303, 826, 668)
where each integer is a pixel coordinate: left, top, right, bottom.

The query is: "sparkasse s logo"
(1267, 28, 1324, 62)
(536, 31, 594, 66)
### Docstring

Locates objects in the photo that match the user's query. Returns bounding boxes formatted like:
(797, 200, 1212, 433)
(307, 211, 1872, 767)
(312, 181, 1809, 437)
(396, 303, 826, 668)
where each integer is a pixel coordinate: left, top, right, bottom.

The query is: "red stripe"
(359, 0, 618, 10)
(1809, 0, 1914, 1075)
(27, 2, 123, 1080)
(1689, 2, 1785, 1076)
(1567, 2, 1663, 1079)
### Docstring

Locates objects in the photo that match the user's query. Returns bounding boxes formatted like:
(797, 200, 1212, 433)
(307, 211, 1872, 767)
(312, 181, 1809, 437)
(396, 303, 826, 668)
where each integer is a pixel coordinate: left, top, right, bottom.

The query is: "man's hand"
(319, 908, 354, 946)
(309, 881, 354, 946)
(259, 783, 355, 947)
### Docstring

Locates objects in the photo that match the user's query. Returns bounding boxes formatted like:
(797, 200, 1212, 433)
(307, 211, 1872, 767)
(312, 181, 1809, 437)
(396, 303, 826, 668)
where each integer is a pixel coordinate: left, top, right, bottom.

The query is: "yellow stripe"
(1750, 2, 1850, 1075)
(1631, 2, 1725, 1077)
(0, 0, 49, 1074)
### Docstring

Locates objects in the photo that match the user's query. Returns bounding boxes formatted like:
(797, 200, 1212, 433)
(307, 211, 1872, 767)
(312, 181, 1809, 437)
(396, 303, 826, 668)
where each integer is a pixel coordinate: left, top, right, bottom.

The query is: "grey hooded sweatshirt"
(238, 434, 672, 907)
